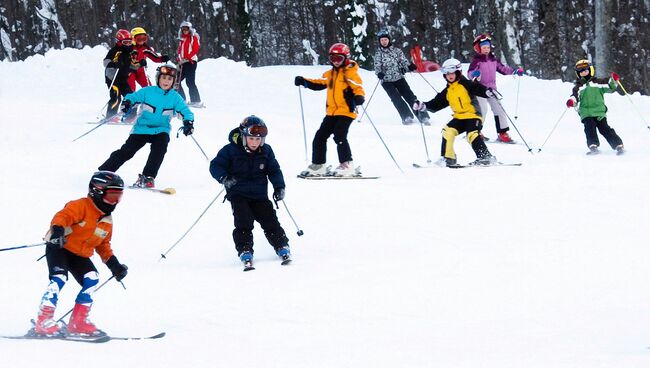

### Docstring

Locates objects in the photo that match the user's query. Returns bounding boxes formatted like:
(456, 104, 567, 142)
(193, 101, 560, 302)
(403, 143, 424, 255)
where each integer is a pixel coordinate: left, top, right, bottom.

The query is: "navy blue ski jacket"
(209, 128, 285, 200)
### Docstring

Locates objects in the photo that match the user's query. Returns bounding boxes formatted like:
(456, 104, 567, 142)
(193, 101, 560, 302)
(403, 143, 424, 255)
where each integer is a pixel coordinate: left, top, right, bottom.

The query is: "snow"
(1, 46, 650, 368)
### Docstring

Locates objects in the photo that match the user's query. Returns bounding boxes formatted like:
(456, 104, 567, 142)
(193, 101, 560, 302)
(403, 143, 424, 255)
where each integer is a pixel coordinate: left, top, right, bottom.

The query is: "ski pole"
(416, 111, 431, 163)
(72, 117, 115, 142)
(417, 72, 439, 93)
(537, 107, 570, 153)
(159, 188, 225, 261)
(356, 79, 381, 124)
(56, 276, 115, 323)
(190, 135, 210, 161)
(0, 242, 46, 252)
(492, 97, 534, 154)
(362, 107, 404, 173)
(297, 87, 309, 164)
(514, 76, 521, 120)
(279, 200, 304, 236)
(614, 78, 650, 132)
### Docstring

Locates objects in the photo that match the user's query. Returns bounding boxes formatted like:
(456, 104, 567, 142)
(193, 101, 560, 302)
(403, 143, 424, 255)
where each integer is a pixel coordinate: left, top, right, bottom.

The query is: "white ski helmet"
(441, 58, 462, 74)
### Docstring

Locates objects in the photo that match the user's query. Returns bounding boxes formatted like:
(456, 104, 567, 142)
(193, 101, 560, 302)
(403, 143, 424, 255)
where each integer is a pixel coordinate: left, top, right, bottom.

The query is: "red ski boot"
(34, 306, 62, 336)
(67, 304, 101, 335)
(497, 132, 513, 143)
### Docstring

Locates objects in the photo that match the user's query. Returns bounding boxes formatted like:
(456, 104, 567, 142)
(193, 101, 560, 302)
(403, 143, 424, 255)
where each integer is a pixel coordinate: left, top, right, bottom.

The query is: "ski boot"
(276, 246, 292, 265)
(300, 164, 328, 177)
(133, 174, 155, 188)
(240, 251, 254, 271)
(586, 144, 600, 155)
(402, 116, 415, 125)
(419, 117, 431, 126)
(67, 303, 103, 336)
(470, 155, 498, 166)
(435, 157, 457, 167)
(33, 305, 62, 336)
(332, 161, 356, 177)
(615, 144, 625, 155)
(497, 132, 514, 143)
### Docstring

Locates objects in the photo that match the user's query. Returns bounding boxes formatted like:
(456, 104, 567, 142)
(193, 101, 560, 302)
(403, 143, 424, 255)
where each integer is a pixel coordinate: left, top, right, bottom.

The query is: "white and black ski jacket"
(374, 46, 411, 82)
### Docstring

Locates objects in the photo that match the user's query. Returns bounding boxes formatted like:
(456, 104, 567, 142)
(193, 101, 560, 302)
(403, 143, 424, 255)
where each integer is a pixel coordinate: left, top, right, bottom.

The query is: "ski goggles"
(476, 35, 492, 43)
(329, 54, 346, 65)
(103, 189, 123, 205)
(158, 66, 177, 76)
(575, 60, 591, 72)
(134, 34, 148, 43)
(242, 125, 268, 137)
(120, 39, 133, 46)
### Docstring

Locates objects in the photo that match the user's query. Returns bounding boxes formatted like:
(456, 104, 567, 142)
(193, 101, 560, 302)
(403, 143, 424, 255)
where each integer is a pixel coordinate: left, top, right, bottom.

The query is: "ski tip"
(162, 188, 176, 195)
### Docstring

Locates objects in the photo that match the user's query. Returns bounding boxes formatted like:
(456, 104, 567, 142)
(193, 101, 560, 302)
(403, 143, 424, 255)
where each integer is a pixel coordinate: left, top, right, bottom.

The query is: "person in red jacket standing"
(127, 27, 170, 91)
(176, 21, 203, 107)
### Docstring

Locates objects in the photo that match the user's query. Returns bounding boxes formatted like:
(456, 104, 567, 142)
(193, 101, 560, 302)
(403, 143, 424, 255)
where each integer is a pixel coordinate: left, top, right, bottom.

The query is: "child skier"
(566, 59, 624, 155)
(467, 33, 524, 143)
(413, 58, 497, 167)
(127, 27, 170, 91)
(32, 171, 128, 337)
(294, 42, 366, 177)
(209, 116, 291, 270)
(98, 63, 195, 188)
(103, 29, 135, 118)
(177, 21, 203, 106)
(374, 29, 430, 125)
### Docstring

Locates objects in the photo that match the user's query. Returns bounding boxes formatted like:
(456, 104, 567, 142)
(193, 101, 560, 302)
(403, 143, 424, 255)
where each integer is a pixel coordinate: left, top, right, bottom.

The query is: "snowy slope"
(1, 46, 650, 368)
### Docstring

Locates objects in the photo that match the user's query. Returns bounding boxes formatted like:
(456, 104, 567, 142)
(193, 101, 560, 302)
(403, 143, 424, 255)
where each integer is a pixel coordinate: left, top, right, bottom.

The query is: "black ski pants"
(46, 247, 97, 286)
(98, 133, 170, 178)
(177, 61, 201, 103)
(582, 117, 623, 149)
(230, 197, 289, 255)
(312, 115, 353, 165)
(381, 78, 430, 122)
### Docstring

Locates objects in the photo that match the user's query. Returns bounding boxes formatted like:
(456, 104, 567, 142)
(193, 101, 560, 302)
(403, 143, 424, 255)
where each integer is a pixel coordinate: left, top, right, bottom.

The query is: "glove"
(47, 225, 66, 249)
(408, 63, 417, 71)
(139, 59, 147, 68)
(221, 176, 237, 189)
(121, 99, 132, 114)
(485, 88, 497, 98)
(354, 95, 365, 106)
(399, 67, 407, 74)
(294, 76, 305, 86)
(273, 188, 285, 202)
(513, 68, 524, 76)
(470, 70, 481, 79)
(412, 100, 427, 112)
(161, 55, 170, 62)
(377, 72, 385, 80)
(611, 72, 620, 82)
(566, 97, 577, 108)
(182, 120, 194, 136)
(106, 255, 128, 282)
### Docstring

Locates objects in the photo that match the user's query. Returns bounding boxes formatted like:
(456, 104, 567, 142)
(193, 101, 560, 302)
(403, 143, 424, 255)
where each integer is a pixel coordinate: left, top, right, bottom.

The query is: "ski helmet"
(155, 63, 178, 88)
(441, 58, 462, 74)
(131, 27, 148, 43)
(115, 29, 132, 46)
(88, 171, 124, 206)
(575, 59, 595, 80)
(239, 115, 268, 150)
(328, 43, 351, 66)
(473, 33, 492, 53)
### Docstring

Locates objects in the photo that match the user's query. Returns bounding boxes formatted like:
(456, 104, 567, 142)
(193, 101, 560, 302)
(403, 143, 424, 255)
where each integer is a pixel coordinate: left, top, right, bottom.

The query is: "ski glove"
(412, 100, 427, 112)
(161, 55, 170, 62)
(221, 176, 237, 190)
(47, 225, 66, 249)
(611, 72, 620, 82)
(485, 88, 497, 99)
(139, 59, 147, 68)
(470, 70, 481, 79)
(121, 100, 132, 114)
(399, 67, 407, 74)
(294, 76, 306, 87)
(566, 97, 577, 108)
(273, 188, 285, 202)
(182, 120, 194, 136)
(106, 255, 128, 282)
(408, 63, 418, 71)
(513, 68, 524, 76)
(354, 95, 365, 106)
(377, 72, 385, 80)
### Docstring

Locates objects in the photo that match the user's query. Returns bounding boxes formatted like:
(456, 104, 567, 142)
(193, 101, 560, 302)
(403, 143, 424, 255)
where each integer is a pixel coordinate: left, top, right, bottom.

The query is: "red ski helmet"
(115, 29, 132, 46)
(328, 43, 351, 66)
(473, 33, 492, 53)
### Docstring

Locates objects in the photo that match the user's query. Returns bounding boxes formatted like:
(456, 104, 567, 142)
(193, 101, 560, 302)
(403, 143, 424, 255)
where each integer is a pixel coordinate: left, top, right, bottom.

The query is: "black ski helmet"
(239, 115, 268, 150)
(377, 29, 391, 47)
(88, 171, 124, 206)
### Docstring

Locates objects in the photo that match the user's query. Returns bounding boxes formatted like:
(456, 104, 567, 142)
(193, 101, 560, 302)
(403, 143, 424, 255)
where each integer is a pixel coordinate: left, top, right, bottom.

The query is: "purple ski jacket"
(467, 53, 514, 90)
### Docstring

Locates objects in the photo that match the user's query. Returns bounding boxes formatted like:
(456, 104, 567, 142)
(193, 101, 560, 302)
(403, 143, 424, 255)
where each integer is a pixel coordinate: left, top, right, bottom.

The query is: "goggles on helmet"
(159, 66, 177, 77)
(242, 124, 268, 137)
(575, 60, 590, 72)
(134, 34, 148, 44)
(103, 189, 123, 205)
(476, 34, 492, 43)
(121, 39, 133, 46)
(329, 54, 346, 65)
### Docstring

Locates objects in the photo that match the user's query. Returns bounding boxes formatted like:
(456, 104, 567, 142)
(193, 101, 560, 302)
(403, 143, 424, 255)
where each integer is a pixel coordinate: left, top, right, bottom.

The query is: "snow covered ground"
(1, 46, 650, 368)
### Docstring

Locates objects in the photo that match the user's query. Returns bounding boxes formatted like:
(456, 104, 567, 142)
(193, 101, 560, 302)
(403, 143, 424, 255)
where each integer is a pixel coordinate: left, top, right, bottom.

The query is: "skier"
(33, 171, 128, 337)
(176, 21, 203, 107)
(103, 29, 135, 118)
(467, 33, 524, 143)
(127, 26, 170, 91)
(413, 58, 497, 167)
(98, 63, 195, 188)
(374, 29, 431, 125)
(566, 59, 624, 155)
(209, 116, 291, 269)
(294, 42, 366, 177)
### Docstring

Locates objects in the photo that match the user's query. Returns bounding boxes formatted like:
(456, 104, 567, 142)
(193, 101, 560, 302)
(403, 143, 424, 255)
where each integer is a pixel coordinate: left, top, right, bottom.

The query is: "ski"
(187, 102, 206, 108)
(280, 254, 292, 265)
(127, 186, 176, 195)
(2, 332, 110, 343)
(243, 260, 255, 272)
(412, 162, 438, 168)
(447, 162, 522, 168)
(109, 332, 166, 341)
(297, 175, 380, 180)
